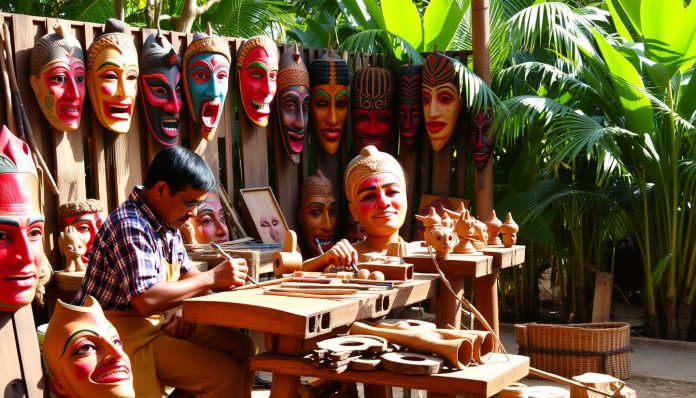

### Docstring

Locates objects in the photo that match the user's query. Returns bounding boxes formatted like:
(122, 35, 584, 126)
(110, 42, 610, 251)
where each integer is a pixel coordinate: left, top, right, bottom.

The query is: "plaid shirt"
(73, 186, 191, 310)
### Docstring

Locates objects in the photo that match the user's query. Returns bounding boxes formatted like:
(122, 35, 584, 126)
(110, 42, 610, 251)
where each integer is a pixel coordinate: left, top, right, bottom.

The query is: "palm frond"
(492, 95, 574, 145)
(496, 61, 592, 99)
(62, 0, 114, 24)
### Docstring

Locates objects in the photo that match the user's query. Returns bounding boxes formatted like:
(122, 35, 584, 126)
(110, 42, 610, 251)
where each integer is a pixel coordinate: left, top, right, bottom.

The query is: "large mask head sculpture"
(309, 49, 349, 155)
(30, 25, 86, 132)
(44, 296, 135, 398)
(276, 44, 309, 164)
(183, 28, 231, 140)
(298, 169, 336, 257)
(422, 51, 465, 152)
(86, 19, 139, 134)
(139, 32, 182, 147)
(344, 145, 407, 250)
(58, 199, 105, 264)
(352, 67, 394, 151)
(398, 64, 423, 147)
(237, 35, 279, 127)
(468, 111, 493, 170)
(0, 126, 43, 312)
(190, 191, 229, 244)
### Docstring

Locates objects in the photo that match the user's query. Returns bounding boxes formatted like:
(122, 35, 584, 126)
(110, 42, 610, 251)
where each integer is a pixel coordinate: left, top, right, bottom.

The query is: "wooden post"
(591, 272, 613, 322)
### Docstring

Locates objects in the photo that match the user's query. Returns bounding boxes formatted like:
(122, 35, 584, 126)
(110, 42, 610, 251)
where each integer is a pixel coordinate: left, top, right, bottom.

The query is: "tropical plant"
(493, 0, 696, 338)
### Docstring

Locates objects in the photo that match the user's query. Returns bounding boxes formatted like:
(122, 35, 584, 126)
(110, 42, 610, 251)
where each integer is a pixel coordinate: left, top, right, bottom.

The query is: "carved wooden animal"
(58, 226, 87, 272)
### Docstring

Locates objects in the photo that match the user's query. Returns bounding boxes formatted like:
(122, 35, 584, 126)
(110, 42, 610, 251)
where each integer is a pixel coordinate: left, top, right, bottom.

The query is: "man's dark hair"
(144, 146, 216, 194)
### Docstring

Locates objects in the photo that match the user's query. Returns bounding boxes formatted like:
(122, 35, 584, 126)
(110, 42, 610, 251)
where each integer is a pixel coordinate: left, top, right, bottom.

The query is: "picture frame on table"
(239, 187, 289, 245)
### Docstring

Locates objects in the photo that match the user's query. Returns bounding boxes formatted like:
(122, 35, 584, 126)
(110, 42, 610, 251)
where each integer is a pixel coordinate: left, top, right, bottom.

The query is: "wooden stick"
(262, 291, 352, 300)
(234, 277, 291, 291)
(269, 287, 358, 295)
(0, 27, 16, 132)
(280, 282, 372, 290)
(529, 367, 618, 398)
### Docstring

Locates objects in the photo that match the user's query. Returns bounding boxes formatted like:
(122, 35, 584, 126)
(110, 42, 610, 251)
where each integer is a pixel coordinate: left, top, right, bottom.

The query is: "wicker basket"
(515, 322, 631, 379)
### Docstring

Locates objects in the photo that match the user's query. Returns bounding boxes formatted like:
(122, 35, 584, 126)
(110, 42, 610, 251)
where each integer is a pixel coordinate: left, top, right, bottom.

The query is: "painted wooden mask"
(237, 36, 279, 127)
(30, 25, 86, 132)
(351, 67, 394, 151)
(44, 296, 134, 398)
(309, 50, 349, 155)
(398, 64, 423, 147)
(183, 30, 231, 140)
(468, 111, 493, 170)
(276, 45, 309, 164)
(59, 199, 105, 265)
(422, 52, 464, 152)
(139, 32, 182, 147)
(0, 126, 44, 312)
(86, 19, 139, 134)
(190, 191, 229, 244)
(298, 169, 336, 257)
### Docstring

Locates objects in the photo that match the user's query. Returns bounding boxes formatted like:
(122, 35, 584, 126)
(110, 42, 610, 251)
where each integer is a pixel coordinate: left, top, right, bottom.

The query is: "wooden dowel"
(529, 367, 618, 398)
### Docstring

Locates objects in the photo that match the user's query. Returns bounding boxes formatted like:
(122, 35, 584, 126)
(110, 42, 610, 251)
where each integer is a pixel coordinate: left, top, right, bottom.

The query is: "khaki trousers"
(106, 312, 256, 398)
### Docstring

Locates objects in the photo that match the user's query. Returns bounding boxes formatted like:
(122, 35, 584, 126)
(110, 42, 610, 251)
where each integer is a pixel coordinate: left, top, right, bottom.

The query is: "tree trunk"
(177, 0, 197, 33)
(114, 0, 124, 21)
(665, 287, 678, 339)
(676, 296, 695, 340)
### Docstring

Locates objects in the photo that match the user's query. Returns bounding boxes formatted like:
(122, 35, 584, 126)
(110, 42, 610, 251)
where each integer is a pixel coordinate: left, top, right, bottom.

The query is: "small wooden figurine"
(500, 212, 519, 248)
(415, 207, 441, 247)
(429, 226, 458, 258)
(485, 209, 503, 246)
(453, 209, 476, 254)
(58, 226, 87, 272)
(471, 219, 488, 250)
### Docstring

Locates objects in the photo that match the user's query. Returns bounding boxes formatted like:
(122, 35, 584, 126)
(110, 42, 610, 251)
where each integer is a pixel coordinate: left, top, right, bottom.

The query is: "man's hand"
(161, 308, 196, 338)
(209, 258, 248, 289)
(323, 239, 358, 268)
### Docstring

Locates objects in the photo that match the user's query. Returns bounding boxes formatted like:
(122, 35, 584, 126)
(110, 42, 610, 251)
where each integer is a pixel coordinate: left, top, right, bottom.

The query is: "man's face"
(60, 211, 104, 263)
(298, 195, 336, 256)
(310, 82, 349, 154)
(278, 85, 310, 162)
(348, 173, 407, 239)
(0, 174, 43, 312)
(185, 52, 230, 140)
(30, 50, 86, 132)
(87, 45, 139, 133)
(238, 46, 278, 127)
(140, 64, 182, 146)
(157, 184, 209, 230)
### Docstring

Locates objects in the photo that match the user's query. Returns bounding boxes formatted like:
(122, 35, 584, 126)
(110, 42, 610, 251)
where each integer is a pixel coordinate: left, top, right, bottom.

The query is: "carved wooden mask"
(351, 67, 394, 151)
(421, 52, 464, 152)
(398, 64, 423, 147)
(309, 50, 349, 155)
(237, 36, 279, 127)
(276, 44, 309, 164)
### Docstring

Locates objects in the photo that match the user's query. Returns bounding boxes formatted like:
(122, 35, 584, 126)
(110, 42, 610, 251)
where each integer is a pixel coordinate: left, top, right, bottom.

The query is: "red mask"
(351, 67, 394, 151)
(398, 65, 423, 147)
(236, 36, 279, 127)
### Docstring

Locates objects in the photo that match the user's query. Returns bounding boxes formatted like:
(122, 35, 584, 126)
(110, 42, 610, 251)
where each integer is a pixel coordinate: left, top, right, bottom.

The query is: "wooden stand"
(0, 305, 46, 397)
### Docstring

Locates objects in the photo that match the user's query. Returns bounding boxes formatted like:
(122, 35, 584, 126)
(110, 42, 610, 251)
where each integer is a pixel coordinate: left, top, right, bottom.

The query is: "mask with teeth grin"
(351, 67, 394, 151)
(237, 36, 279, 127)
(139, 32, 182, 146)
(183, 28, 231, 140)
(86, 19, 139, 134)
(276, 44, 309, 164)
(30, 24, 86, 132)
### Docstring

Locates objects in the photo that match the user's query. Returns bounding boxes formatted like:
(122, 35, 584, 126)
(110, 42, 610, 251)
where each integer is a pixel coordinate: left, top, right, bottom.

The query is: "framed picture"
(239, 187, 289, 244)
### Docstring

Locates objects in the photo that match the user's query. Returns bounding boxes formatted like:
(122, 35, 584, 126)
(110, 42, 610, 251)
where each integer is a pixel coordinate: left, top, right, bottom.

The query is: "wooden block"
(591, 272, 613, 323)
(53, 270, 85, 291)
(350, 356, 382, 371)
(357, 262, 413, 281)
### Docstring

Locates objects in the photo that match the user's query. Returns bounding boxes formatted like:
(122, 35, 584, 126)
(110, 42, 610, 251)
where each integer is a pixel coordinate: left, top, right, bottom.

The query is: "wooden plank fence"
(0, 12, 473, 268)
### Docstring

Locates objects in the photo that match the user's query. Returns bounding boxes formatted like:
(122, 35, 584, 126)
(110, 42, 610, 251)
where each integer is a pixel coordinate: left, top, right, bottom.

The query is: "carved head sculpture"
(0, 126, 43, 312)
(182, 28, 231, 140)
(45, 296, 134, 398)
(237, 35, 279, 127)
(422, 51, 465, 152)
(309, 49, 349, 154)
(30, 24, 86, 132)
(139, 32, 182, 147)
(58, 199, 105, 264)
(468, 111, 493, 170)
(190, 191, 229, 244)
(344, 145, 407, 246)
(398, 64, 423, 147)
(298, 169, 336, 256)
(86, 19, 139, 133)
(276, 44, 309, 164)
(351, 67, 394, 151)
(58, 226, 87, 273)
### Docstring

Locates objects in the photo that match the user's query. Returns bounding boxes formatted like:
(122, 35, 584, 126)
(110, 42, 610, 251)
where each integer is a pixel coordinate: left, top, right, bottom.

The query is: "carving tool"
(210, 242, 266, 291)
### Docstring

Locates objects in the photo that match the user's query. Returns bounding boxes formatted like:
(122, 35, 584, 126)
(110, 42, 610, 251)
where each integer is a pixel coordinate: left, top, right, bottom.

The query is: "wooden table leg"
(435, 276, 464, 329)
(364, 384, 393, 398)
(474, 269, 499, 335)
(269, 373, 300, 398)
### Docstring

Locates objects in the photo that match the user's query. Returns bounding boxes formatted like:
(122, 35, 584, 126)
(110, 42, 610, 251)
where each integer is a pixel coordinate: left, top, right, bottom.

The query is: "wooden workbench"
(403, 244, 525, 334)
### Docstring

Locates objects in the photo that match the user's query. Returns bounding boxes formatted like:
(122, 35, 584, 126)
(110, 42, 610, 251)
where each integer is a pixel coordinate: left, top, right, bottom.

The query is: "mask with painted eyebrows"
(30, 24, 86, 132)
(86, 19, 139, 134)
(398, 64, 423, 147)
(351, 67, 394, 151)
(309, 49, 349, 155)
(139, 32, 182, 147)
(276, 44, 309, 164)
(44, 296, 135, 398)
(298, 169, 336, 256)
(0, 125, 44, 312)
(183, 28, 231, 140)
(237, 35, 279, 127)
(468, 111, 493, 170)
(422, 51, 464, 152)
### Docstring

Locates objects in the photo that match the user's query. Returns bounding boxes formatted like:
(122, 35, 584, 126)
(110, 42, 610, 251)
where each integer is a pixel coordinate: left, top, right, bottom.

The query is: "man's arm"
(130, 258, 248, 316)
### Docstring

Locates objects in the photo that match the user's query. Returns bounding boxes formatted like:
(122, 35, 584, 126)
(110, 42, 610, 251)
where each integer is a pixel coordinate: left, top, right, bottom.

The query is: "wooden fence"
(0, 12, 473, 267)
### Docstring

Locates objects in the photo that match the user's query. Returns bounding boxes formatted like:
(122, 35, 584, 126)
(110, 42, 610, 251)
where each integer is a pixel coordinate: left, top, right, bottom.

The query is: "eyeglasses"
(177, 192, 207, 210)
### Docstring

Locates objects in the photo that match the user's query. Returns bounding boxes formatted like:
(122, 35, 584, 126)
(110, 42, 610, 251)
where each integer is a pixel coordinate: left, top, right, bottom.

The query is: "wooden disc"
(316, 336, 385, 354)
(381, 352, 444, 375)
(349, 357, 382, 371)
